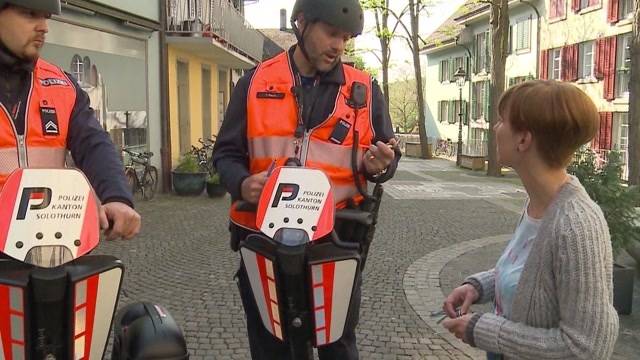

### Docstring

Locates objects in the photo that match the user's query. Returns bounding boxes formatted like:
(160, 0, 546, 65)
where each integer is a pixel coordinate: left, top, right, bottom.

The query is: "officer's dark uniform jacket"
(213, 47, 399, 238)
(0, 43, 133, 206)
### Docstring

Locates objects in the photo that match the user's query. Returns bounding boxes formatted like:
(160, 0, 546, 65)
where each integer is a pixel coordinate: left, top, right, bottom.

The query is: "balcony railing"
(166, 0, 264, 63)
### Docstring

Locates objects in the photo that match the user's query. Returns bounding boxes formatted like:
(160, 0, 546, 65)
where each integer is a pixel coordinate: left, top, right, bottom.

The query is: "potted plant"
(171, 153, 207, 196)
(569, 149, 640, 315)
(206, 172, 227, 198)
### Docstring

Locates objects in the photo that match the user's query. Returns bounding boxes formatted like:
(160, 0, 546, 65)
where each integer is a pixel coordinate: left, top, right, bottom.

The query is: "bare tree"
(389, 77, 419, 133)
(366, 0, 434, 158)
(362, 0, 393, 105)
(628, 0, 640, 185)
(478, 0, 509, 176)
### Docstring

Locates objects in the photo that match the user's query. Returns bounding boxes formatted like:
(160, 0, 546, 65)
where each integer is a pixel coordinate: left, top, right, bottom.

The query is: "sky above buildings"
(244, 0, 466, 81)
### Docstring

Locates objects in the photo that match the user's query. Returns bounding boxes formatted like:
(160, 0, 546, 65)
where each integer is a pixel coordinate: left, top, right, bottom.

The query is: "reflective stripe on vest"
(230, 52, 374, 231)
(0, 59, 75, 190)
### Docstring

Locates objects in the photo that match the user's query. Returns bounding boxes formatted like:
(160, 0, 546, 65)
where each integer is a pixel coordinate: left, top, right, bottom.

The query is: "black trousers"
(236, 263, 362, 360)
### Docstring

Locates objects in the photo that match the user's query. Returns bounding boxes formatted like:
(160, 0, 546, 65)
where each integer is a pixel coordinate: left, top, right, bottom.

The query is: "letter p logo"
(271, 183, 299, 207)
(17, 187, 52, 220)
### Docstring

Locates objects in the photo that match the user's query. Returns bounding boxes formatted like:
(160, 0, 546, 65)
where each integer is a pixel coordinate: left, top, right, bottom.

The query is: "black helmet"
(0, 0, 61, 15)
(291, 0, 364, 36)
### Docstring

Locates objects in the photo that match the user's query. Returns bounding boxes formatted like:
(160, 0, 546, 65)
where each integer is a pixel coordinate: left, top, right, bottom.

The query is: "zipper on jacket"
(299, 129, 311, 165)
(17, 73, 34, 168)
(0, 102, 25, 167)
(17, 135, 27, 167)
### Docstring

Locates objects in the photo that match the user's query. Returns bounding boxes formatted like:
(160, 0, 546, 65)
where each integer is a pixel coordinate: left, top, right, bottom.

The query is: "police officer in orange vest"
(0, 0, 141, 240)
(213, 0, 400, 358)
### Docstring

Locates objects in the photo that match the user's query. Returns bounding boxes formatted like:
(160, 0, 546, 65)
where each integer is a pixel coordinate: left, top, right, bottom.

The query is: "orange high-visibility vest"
(230, 52, 374, 231)
(0, 58, 75, 188)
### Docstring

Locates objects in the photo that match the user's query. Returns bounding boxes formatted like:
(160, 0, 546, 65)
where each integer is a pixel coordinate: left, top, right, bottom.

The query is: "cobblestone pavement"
(95, 158, 523, 359)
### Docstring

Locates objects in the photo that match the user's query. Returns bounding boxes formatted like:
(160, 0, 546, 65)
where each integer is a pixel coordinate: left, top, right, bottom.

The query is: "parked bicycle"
(434, 138, 457, 158)
(188, 135, 217, 175)
(123, 148, 158, 200)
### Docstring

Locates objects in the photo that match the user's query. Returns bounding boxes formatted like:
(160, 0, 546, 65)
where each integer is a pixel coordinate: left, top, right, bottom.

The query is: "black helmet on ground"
(0, 0, 61, 15)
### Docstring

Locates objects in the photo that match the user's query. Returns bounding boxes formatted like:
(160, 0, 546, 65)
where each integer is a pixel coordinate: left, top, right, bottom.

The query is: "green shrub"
(568, 149, 640, 257)
(174, 153, 201, 173)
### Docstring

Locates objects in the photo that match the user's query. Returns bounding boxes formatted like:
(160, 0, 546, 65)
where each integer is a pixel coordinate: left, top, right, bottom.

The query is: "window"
(438, 101, 450, 123)
(453, 56, 465, 77)
(549, 48, 562, 80)
(616, 33, 631, 98)
(472, 81, 488, 120)
(451, 100, 468, 125)
(475, 31, 490, 73)
(619, 0, 634, 20)
(578, 41, 595, 79)
(550, 0, 566, 19)
(71, 55, 83, 83)
(576, 0, 600, 11)
(439, 59, 450, 82)
(83, 56, 91, 85)
(515, 17, 531, 51)
(509, 76, 529, 87)
(613, 112, 629, 151)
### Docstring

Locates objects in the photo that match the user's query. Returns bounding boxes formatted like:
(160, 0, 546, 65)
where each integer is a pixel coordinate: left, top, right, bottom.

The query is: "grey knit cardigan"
(465, 176, 619, 359)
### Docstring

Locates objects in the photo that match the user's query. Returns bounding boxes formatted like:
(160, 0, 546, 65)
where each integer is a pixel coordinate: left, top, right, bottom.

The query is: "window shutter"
(592, 113, 602, 149)
(448, 100, 455, 124)
(595, 38, 605, 79)
(550, 0, 558, 18)
(572, 0, 581, 12)
(508, 25, 513, 54)
(604, 112, 613, 149)
(540, 49, 549, 79)
(439, 61, 443, 82)
(487, 31, 492, 73)
(463, 100, 469, 125)
(569, 44, 579, 81)
(561, 46, 570, 81)
(603, 36, 617, 101)
(471, 87, 478, 120)
(437, 101, 442, 122)
(465, 57, 471, 76)
(597, 112, 614, 149)
(523, 19, 531, 49)
(483, 81, 490, 121)
(608, 0, 619, 24)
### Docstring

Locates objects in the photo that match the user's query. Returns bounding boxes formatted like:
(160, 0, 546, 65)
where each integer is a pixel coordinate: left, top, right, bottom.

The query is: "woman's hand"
(442, 313, 475, 344)
(443, 283, 479, 318)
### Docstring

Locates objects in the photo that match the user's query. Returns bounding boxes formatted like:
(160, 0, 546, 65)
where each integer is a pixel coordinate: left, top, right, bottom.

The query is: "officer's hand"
(241, 171, 268, 204)
(99, 202, 141, 241)
(363, 139, 397, 175)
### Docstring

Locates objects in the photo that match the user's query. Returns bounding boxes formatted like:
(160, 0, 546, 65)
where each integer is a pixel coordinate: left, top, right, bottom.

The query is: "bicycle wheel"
(125, 168, 143, 201)
(142, 166, 158, 200)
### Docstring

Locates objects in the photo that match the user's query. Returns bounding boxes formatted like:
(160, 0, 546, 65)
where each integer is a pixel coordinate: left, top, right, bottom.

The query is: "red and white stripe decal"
(240, 249, 282, 340)
(311, 262, 335, 346)
(256, 254, 282, 340)
(73, 268, 122, 360)
(0, 284, 25, 360)
(312, 259, 358, 346)
(73, 275, 98, 360)
(0, 170, 23, 252)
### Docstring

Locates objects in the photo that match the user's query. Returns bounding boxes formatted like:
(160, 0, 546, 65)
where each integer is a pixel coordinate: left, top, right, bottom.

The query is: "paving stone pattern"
(93, 159, 521, 359)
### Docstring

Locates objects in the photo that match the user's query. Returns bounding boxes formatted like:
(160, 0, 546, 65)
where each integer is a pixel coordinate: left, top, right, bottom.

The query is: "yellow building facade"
(167, 46, 223, 163)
